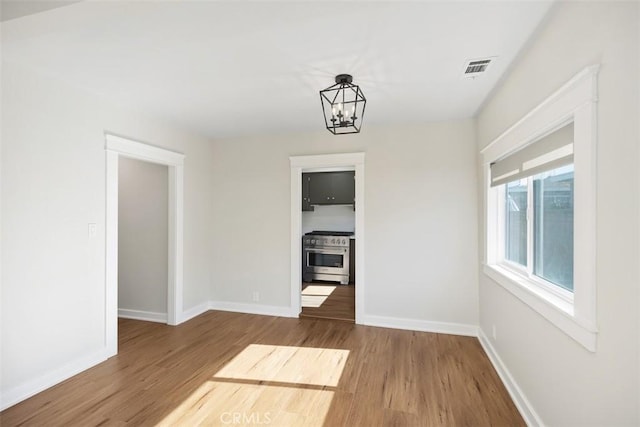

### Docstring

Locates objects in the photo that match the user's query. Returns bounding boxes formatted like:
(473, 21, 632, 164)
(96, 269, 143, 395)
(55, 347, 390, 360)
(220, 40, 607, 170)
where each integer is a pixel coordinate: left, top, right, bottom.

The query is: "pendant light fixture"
(319, 74, 367, 135)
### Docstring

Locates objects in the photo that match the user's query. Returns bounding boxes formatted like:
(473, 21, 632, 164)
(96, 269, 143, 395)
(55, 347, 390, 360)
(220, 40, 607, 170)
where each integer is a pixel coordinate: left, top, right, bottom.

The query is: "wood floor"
(0, 312, 524, 427)
(300, 282, 355, 322)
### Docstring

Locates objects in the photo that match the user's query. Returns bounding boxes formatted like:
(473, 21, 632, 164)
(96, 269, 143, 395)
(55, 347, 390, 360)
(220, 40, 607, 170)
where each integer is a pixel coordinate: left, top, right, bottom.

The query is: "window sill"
(483, 264, 597, 352)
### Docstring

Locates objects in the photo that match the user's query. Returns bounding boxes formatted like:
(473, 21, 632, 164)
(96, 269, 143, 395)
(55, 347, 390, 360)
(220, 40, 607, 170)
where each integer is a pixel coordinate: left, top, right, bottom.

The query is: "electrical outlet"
(252, 291, 260, 302)
(492, 324, 497, 340)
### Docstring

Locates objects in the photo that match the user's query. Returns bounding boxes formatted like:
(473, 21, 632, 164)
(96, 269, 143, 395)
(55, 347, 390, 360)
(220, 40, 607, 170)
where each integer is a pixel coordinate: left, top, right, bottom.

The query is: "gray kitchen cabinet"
(331, 171, 355, 204)
(302, 173, 314, 211)
(308, 172, 332, 204)
(307, 171, 355, 205)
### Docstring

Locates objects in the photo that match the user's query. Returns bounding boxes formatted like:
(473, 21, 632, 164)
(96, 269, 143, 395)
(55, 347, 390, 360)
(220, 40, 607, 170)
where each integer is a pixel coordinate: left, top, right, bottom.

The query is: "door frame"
(289, 152, 365, 323)
(105, 134, 185, 357)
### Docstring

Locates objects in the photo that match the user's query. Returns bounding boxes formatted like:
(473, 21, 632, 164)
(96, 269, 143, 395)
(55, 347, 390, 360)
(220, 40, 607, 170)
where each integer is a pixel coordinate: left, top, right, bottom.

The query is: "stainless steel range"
(303, 231, 353, 285)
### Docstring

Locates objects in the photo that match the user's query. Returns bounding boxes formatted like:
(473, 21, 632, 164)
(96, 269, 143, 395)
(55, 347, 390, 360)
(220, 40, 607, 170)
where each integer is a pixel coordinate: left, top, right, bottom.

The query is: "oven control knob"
(331, 238, 336, 244)
(311, 239, 315, 244)
(342, 239, 346, 244)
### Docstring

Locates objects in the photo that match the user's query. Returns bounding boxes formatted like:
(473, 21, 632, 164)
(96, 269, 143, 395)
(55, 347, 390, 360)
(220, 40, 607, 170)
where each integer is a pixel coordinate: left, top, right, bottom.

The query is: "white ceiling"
(1, 1, 554, 139)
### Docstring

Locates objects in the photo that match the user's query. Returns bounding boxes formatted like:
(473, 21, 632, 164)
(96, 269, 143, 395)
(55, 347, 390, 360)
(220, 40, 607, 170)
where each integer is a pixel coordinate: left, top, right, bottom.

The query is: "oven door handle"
(304, 248, 346, 255)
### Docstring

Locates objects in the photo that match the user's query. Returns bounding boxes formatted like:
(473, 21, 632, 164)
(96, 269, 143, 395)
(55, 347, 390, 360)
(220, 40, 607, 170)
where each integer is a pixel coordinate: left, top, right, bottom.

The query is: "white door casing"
(105, 134, 185, 357)
(289, 152, 365, 322)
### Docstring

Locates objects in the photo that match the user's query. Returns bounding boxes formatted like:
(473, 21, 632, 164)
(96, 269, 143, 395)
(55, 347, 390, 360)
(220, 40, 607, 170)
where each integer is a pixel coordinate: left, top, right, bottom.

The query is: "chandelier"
(319, 74, 367, 135)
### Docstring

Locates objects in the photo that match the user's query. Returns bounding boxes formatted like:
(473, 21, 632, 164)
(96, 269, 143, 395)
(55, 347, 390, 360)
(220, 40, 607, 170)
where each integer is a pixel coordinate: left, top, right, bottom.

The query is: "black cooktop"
(306, 231, 354, 236)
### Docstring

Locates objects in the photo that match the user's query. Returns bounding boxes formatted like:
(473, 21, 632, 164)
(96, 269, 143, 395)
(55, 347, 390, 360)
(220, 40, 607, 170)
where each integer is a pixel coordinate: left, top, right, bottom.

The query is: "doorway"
(117, 157, 169, 323)
(289, 153, 365, 324)
(105, 134, 185, 357)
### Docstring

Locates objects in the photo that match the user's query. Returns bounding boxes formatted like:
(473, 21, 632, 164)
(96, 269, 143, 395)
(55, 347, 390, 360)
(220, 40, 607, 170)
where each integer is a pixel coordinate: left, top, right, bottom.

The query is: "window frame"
(498, 171, 575, 305)
(482, 65, 599, 352)
(501, 178, 529, 268)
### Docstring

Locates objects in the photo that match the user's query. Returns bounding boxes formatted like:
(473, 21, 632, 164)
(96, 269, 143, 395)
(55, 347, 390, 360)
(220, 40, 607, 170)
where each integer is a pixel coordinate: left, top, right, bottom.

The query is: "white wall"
(476, 2, 639, 425)
(210, 121, 479, 328)
(118, 157, 168, 317)
(301, 205, 355, 235)
(0, 61, 215, 407)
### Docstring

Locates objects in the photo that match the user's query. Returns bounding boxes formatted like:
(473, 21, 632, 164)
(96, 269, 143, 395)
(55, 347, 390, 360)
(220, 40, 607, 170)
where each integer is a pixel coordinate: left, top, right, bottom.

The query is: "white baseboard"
(118, 308, 167, 323)
(360, 314, 478, 337)
(209, 300, 297, 318)
(0, 348, 110, 411)
(477, 328, 544, 427)
(181, 301, 211, 323)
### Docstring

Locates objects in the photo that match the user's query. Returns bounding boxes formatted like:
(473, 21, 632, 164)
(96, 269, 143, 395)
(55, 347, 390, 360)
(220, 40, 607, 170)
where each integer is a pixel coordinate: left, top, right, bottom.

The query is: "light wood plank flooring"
(0, 311, 524, 426)
(301, 282, 355, 322)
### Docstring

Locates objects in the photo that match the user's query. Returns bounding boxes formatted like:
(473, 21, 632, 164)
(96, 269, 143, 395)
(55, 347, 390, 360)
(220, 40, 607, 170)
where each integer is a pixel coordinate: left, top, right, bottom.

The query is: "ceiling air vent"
(462, 57, 496, 78)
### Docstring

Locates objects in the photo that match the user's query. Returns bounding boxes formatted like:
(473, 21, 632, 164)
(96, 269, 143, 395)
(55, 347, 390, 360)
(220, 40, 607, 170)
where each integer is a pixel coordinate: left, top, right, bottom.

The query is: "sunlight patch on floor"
(301, 295, 329, 307)
(215, 344, 349, 387)
(157, 345, 349, 426)
(301, 286, 336, 308)
(301, 285, 336, 296)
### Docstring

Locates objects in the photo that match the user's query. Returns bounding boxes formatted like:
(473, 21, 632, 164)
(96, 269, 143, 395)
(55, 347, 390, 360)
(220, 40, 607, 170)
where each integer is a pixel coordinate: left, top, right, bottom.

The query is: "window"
(500, 164, 574, 300)
(505, 179, 528, 266)
(493, 121, 575, 303)
(533, 165, 574, 291)
(481, 65, 599, 352)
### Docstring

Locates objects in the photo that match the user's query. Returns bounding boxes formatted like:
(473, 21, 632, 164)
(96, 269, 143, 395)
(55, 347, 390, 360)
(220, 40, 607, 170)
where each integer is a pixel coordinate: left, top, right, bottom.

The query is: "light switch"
(88, 223, 97, 238)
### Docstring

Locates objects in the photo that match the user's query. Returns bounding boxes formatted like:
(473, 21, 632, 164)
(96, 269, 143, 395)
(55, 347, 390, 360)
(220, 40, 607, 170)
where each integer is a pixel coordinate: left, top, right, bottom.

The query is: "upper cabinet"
(302, 173, 313, 211)
(302, 171, 355, 210)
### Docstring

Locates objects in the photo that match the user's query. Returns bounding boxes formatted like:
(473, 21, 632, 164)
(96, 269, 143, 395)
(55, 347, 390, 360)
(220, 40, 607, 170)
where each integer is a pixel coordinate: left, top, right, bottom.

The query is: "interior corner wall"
(475, 2, 639, 425)
(118, 157, 168, 317)
(0, 61, 215, 407)
(210, 120, 479, 329)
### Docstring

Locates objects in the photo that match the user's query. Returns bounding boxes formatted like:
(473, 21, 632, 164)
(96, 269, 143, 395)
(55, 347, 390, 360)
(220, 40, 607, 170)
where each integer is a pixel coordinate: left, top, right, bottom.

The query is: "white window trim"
(481, 65, 599, 352)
